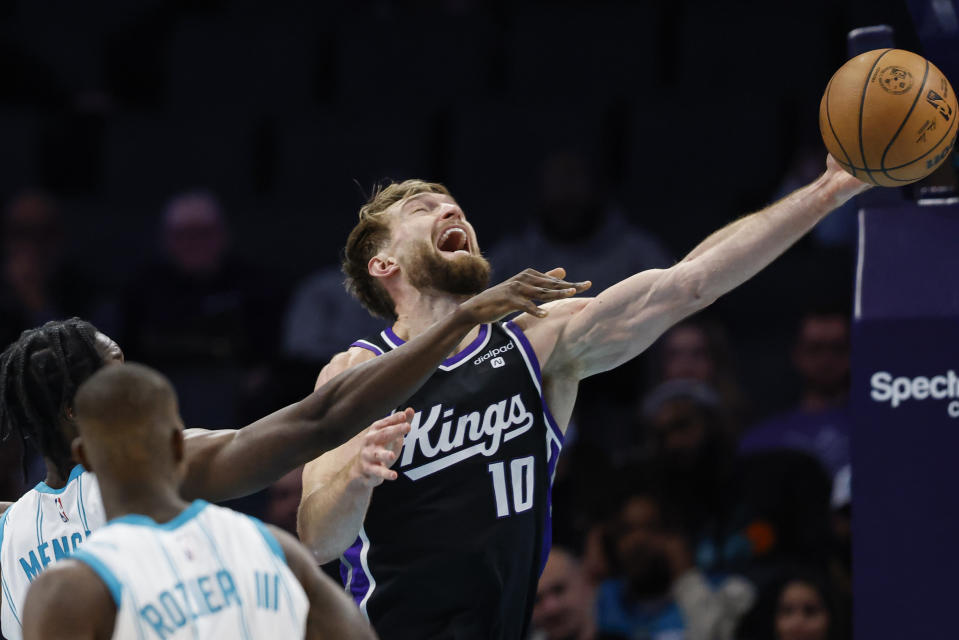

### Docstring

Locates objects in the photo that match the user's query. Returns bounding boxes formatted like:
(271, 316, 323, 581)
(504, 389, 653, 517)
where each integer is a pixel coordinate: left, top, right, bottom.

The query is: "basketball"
(819, 48, 957, 187)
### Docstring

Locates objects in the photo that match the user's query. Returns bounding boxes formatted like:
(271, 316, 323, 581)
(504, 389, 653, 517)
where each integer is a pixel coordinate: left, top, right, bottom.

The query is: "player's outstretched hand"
(824, 153, 873, 202)
(460, 267, 591, 323)
(348, 408, 413, 488)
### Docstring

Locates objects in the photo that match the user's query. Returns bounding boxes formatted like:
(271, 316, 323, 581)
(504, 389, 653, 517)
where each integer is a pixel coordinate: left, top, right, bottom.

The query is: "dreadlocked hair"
(0, 318, 104, 478)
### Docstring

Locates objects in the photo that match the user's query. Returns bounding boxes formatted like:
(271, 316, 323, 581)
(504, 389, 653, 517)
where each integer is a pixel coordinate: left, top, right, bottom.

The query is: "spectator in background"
(486, 149, 674, 460)
(530, 546, 597, 640)
(637, 380, 832, 578)
(487, 149, 672, 295)
(0, 190, 99, 489)
(0, 190, 99, 347)
(282, 266, 383, 364)
(119, 190, 283, 426)
(593, 490, 754, 640)
(649, 316, 750, 436)
(739, 308, 850, 479)
(736, 570, 845, 640)
(773, 577, 837, 640)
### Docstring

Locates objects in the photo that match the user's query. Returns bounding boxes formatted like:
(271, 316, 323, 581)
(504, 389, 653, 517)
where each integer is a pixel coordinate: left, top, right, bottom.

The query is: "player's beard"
(406, 240, 491, 296)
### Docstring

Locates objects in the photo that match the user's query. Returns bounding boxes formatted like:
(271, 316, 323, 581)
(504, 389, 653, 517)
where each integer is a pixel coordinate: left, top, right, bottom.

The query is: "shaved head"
(73, 363, 184, 481)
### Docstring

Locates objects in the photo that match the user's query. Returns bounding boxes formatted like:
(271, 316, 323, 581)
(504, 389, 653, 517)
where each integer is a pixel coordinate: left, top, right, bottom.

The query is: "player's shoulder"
(509, 297, 592, 345)
(25, 557, 109, 605)
(315, 346, 378, 389)
(1, 487, 37, 524)
(23, 557, 117, 636)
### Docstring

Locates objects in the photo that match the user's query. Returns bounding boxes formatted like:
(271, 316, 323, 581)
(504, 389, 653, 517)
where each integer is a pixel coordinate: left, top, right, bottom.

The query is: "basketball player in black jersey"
(298, 160, 871, 640)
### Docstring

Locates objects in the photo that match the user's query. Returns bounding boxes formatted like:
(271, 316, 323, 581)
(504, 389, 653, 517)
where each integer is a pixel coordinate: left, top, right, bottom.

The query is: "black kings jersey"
(341, 321, 564, 640)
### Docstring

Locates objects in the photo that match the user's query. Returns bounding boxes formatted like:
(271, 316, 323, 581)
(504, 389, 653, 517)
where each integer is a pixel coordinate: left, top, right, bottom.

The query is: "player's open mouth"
(436, 226, 471, 256)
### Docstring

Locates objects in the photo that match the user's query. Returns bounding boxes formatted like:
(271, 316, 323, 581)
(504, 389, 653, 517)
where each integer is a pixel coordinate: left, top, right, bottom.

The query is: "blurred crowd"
(0, 148, 856, 640)
(3, 1, 948, 639)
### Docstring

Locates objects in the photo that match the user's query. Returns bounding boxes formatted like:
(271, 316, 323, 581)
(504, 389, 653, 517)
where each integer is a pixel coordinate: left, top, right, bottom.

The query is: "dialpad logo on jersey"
(870, 370, 959, 417)
(400, 394, 534, 481)
(474, 341, 514, 367)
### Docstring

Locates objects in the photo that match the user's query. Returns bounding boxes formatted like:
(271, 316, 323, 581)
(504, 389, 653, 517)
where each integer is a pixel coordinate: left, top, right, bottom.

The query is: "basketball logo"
(878, 66, 913, 94)
(926, 90, 953, 121)
(55, 497, 69, 523)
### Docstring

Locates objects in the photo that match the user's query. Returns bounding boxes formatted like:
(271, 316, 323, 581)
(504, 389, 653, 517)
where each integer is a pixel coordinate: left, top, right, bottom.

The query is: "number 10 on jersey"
(488, 456, 535, 518)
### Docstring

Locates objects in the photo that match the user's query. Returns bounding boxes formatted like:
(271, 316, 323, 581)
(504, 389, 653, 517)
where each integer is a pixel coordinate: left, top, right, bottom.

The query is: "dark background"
(1, 2, 956, 639)
(0, 0, 929, 413)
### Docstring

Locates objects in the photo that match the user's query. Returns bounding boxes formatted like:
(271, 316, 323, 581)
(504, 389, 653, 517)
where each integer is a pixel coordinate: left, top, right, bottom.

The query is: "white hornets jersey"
(1, 465, 106, 640)
(69, 500, 308, 640)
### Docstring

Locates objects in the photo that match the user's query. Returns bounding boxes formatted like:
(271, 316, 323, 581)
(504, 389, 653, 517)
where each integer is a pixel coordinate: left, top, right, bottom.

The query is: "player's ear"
(72, 437, 93, 472)
(369, 254, 399, 279)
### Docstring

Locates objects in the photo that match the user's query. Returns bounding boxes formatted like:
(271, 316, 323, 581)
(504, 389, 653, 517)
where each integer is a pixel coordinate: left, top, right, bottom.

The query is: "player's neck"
(98, 476, 191, 524)
(42, 457, 73, 490)
(392, 289, 479, 352)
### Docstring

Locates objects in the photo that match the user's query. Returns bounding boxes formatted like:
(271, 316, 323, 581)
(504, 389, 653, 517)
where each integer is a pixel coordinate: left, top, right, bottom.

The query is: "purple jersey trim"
(503, 320, 566, 574)
(383, 324, 491, 368)
(341, 536, 371, 608)
(504, 321, 566, 446)
(350, 340, 384, 356)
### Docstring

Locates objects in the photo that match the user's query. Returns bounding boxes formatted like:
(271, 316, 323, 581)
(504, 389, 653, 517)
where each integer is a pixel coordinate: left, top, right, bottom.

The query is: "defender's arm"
(179, 269, 588, 502)
(271, 524, 378, 640)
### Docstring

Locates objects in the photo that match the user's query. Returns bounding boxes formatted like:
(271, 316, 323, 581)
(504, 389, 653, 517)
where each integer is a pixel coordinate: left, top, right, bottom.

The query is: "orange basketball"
(819, 48, 957, 187)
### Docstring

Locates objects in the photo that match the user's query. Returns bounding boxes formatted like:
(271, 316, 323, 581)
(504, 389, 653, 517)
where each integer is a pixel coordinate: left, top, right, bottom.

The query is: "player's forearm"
(680, 168, 862, 303)
(292, 307, 477, 451)
(188, 308, 477, 501)
(681, 215, 751, 263)
(297, 466, 374, 564)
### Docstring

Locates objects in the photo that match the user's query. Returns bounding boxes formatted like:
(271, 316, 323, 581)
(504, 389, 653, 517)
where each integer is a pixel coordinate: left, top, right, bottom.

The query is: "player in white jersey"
(0, 275, 583, 638)
(22, 362, 377, 640)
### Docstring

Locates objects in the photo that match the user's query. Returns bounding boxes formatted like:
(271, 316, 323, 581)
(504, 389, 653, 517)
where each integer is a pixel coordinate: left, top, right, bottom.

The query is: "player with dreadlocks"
(0, 267, 589, 640)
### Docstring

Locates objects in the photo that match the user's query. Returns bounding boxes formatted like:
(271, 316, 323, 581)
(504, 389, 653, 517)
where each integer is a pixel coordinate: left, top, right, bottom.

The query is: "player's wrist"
(449, 303, 481, 330)
(816, 163, 871, 209)
(345, 460, 378, 490)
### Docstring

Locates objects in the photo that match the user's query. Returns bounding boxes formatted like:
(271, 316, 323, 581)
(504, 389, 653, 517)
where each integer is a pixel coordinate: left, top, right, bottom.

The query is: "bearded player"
(298, 158, 870, 639)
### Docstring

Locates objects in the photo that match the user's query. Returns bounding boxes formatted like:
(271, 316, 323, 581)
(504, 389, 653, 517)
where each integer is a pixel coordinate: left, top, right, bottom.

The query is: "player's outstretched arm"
(22, 560, 116, 640)
(177, 268, 588, 502)
(526, 154, 871, 382)
(270, 524, 379, 640)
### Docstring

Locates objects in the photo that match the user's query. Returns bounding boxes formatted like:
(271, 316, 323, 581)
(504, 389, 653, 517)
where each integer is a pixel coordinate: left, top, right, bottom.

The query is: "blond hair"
(342, 179, 451, 320)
